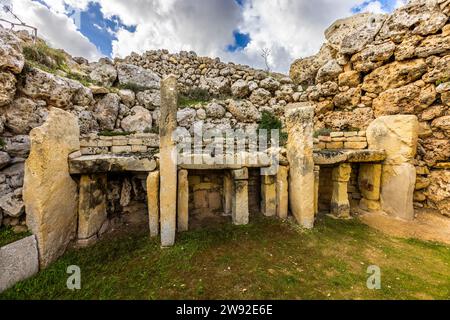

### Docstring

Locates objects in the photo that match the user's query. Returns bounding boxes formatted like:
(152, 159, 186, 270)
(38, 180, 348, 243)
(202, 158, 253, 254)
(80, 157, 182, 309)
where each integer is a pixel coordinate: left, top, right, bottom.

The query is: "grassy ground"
(1, 216, 449, 300)
(0, 226, 31, 248)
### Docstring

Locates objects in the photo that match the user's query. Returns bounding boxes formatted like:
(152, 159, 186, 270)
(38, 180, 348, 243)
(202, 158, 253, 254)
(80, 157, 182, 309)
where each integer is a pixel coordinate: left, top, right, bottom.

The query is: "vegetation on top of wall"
(117, 83, 151, 93)
(0, 138, 5, 150)
(436, 77, 450, 86)
(258, 111, 288, 146)
(0, 226, 31, 248)
(98, 131, 135, 137)
(314, 128, 332, 138)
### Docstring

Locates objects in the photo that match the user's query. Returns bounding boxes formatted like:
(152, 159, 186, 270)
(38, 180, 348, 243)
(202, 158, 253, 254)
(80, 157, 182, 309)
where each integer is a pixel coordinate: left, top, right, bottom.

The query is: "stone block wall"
(79, 133, 159, 155)
(314, 131, 368, 150)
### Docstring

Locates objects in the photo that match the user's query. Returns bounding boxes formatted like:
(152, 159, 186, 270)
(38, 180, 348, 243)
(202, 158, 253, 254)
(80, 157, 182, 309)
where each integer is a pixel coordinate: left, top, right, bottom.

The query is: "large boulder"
(250, 88, 272, 106)
(0, 72, 16, 107)
(362, 59, 427, 94)
(316, 60, 342, 83)
(0, 192, 24, 218)
(227, 100, 261, 123)
(121, 106, 152, 133)
(231, 79, 249, 98)
(367, 115, 419, 165)
(351, 41, 396, 72)
(89, 60, 117, 87)
(24, 108, 80, 268)
(117, 63, 160, 89)
(4, 98, 48, 134)
(425, 170, 450, 217)
(177, 108, 197, 128)
(136, 90, 160, 110)
(205, 102, 226, 119)
(0, 28, 25, 74)
(94, 93, 121, 131)
(432, 115, 450, 136)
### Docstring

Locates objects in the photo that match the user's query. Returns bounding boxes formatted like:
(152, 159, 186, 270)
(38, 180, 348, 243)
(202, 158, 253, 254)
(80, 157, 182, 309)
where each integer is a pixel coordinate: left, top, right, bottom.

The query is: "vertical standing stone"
(358, 164, 382, 212)
(223, 172, 233, 216)
(232, 168, 249, 225)
(23, 108, 80, 268)
(147, 171, 160, 238)
(285, 103, 315, 228)
(331, 163, 352, 218)
(276, 166, 289, 219)
(177, 169, 189, 232)
(261, 175, 277, 217)
(367, 115, 419, 220)
(78, 174, 107, 244)
(314, 166, 320, 215)
(159, 75, 178, 246)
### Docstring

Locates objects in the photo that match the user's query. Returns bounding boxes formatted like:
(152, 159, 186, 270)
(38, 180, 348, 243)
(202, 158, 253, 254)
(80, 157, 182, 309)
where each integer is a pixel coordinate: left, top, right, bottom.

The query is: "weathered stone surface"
(232, 179, 249, 225)
(69, 154, 157, 174)
(290, 44, 335, 85)
(286, 104, 315, 228)
(159, 75, 178, 247)
(78, 174, 107, 241)
(338, 71, 361, 87)
(121, 106, 152, 133)
(425, 170, 450, 217)
(316, 60, 342, 83)
(24, 108, 80, 268)
(351, 41, 396, 72)
(261, 175, 277, 217)
(313, 149, 386, 165)
(380, 163, 416, 221)
(362, 59, 427, 94)
(367, 115, 419, 164)
(0, 28, 25, 74)
(250, 88, 272, 105)
(136, 90, 160, 110)
(395, 35, 423, 60)
(359, 198, 381, 212)
(227, 100, 261, 123)
(0, 71, 16, 107)
(177, 108, 196, 127)
(231, 79, 249, 98)
(415, 34, 450, 58)
(0, 236, 39, 293)
(205, 102, 226, 119)
(117, 63, 161, 89)
(94, 93, 121, 131)
(331, 163, 352, 218)
(177, 170, 189, 232)
(89, 61, 117, 87)
(276, 166, 289, 219)
(147, 171, 160, 237)
(0, 192, 24, 218)
(20, 67, 92, 109)
(359, 164, 381, 201)
(0, 151, 11, 170)
(118, 89, 136, 107)
(432, 115, 450, 136)
(223, 172, 233, 216)
(3, 98, 47, 134)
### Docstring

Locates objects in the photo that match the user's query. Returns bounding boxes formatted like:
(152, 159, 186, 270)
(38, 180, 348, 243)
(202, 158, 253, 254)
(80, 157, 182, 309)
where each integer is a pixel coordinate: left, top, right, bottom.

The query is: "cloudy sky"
(0, 0, 408, 73)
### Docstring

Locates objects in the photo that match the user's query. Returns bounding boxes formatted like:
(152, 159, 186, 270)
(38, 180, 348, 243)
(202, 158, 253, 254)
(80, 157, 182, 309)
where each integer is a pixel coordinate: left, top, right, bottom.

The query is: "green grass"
(0, 138, 5, 150)
(98, 131, 135, 137)
(0, 226, 32, 248)
(258, 111, 288, 146)
(179, 88, 212, 107)
(314, 128, 333, 138)
(1, 217, 449, 300)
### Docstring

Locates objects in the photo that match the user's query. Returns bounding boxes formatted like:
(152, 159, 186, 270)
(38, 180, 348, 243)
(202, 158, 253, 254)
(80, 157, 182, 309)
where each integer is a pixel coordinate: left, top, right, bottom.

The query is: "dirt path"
(358, 209, 450, 245)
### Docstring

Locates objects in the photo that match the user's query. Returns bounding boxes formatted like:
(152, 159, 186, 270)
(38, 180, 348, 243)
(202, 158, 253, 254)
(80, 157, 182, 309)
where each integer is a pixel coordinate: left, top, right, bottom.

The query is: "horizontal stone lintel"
(313, 149, 386, 165)
(69, 154, 158, 174)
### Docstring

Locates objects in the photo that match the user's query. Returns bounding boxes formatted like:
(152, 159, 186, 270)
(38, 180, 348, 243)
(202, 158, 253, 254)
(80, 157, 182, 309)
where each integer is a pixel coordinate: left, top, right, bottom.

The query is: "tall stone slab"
(78, 174, 108, 243)
(367, 115, 419, 220)
(223, 172, 233, 216)
(331, 163, 352, 218)
(177, 169, 189, 232)
(261, 175, 277, 217)
(159, 75, 178, 247)
(24, 108, 80, 268)
(147, 171, 160, 238)
(276, 166, 289, 219)
(285, 104, 315, 228)
(232, 168, 249, 225)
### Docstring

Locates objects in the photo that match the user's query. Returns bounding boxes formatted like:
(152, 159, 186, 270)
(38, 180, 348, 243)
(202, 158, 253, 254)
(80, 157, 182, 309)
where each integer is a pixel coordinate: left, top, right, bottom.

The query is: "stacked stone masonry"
(314, 131, 368, 150)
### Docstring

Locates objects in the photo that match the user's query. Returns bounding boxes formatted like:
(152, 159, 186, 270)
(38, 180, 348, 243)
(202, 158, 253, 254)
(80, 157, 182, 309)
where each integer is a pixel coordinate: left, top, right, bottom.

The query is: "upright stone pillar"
(159, 75, 178, 246)
(78, 174, 108, 245)
(261, 175, 277, 217)
(223, 172, 233, 216)
(24, 108, 80, 268)
(314, 166, 320, 216)
(232, 168, 249, 225)
(358, 164, 382, 212)
(177, 169, 189, 232)
(285, 103, 315, 228)
(367, 115, 419, 220)
(276, 166, 289, 219)
(147, 171, 160, 238)
(331, 163, 352, 218)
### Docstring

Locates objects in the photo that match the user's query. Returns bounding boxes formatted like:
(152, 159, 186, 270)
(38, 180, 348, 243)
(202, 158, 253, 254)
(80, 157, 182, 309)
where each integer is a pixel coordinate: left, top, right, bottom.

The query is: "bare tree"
(261, 48, 271, 73)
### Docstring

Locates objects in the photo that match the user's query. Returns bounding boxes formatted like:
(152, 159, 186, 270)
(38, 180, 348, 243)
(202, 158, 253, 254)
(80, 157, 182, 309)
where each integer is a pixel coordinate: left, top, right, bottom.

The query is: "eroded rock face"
(0, 72, 16, 107)
(136, 90, 160, 110)
(117, 63, 161, 89)
(3, 98, 48, 134)
(227, 100, 261, 123)
(231, 79, 249, 98)
(0, 27, 25, 74)
(89, 60, 117, 87)
(121, 106, 152, 133)
(94, 93, 121, 131)
(426, 170, 450, 217)
(24, 108, 80, 268)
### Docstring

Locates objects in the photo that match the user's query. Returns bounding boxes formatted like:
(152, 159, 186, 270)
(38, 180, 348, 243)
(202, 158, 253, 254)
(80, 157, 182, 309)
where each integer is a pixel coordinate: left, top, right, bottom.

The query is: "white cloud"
(1, 0, 102, 61)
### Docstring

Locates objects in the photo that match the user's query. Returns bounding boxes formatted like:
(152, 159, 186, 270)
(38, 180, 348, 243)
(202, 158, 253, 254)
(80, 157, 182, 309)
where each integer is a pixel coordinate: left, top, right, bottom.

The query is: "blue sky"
(1, 0, 405, 72)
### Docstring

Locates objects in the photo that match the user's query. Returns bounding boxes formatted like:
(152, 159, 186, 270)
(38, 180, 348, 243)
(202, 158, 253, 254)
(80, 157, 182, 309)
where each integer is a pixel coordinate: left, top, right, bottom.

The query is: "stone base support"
(359, 198, 381, 212)
(331, 163, 352, 218)
(381, 164, 416, 220)
(314, 166, 320, 216)
(177, 170, 189, 232)
(261, 175, 277, 217)
(147, 171, 160, 237)
(223, 172, 233, 216)
(276, 166, 289, 219)
(232, 169, 249, 225)
(78, 174, 108, 242)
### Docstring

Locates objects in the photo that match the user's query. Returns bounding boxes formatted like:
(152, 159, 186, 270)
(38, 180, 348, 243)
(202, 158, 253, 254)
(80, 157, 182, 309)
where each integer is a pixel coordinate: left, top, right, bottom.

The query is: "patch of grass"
(23, 42, 67, 71)
(0, 138, 5, 150)
(98, 131, 134, 137)
(314, 128, 332, 138)
(2, 216, 448, 300)
(0, 226, 31, 248)
(179, 88, 212, 107)
(258, 111, 288, 146)
(436, 78, 450, 86)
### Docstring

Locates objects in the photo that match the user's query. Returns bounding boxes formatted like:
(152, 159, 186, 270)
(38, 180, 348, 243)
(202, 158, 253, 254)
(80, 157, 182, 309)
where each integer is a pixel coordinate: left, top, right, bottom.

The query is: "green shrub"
(436, 77, 450, 86)
(179, 88, 212, 107)
(98, 131, 134, 137)
(23, 42, 67, 70)
(314, 128, 332, 138)
(0, 138, 5, 150)
(258, 111, 288, 146)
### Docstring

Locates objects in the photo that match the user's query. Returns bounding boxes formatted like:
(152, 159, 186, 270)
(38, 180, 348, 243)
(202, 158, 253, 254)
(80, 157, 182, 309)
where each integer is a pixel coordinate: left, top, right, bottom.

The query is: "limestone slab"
(147, 171, 160, 237)
(177, 170, 189, 232)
